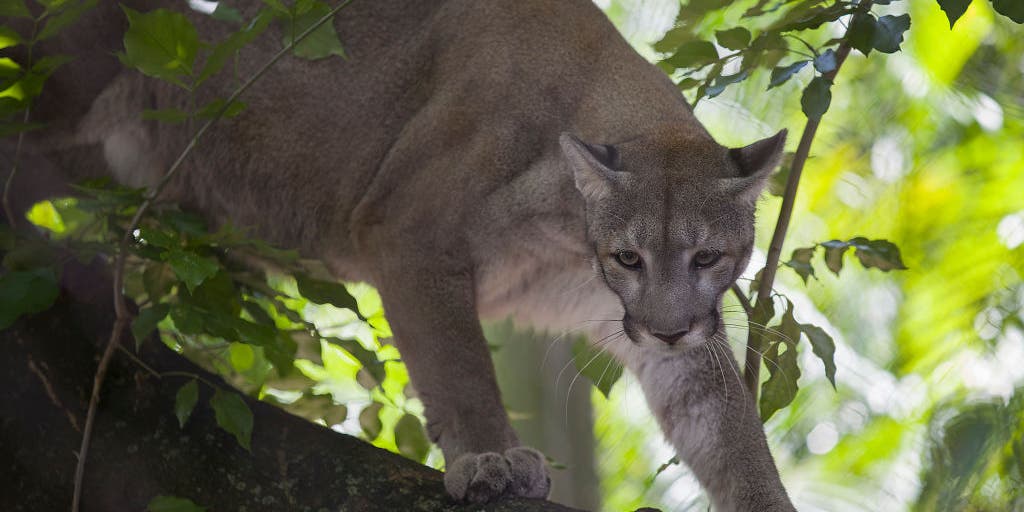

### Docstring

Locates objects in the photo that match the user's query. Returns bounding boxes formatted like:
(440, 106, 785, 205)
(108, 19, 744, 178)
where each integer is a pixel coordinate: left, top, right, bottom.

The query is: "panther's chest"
(474, 250, 623, 338)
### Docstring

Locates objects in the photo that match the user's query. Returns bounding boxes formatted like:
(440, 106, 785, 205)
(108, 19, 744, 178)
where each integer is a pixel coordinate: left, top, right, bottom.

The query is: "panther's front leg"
(375, 258, 550, 503)
(627, 341, 796, 511)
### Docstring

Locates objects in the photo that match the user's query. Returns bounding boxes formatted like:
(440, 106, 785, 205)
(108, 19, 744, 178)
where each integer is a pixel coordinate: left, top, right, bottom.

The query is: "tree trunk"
(0, 259, 585, 512)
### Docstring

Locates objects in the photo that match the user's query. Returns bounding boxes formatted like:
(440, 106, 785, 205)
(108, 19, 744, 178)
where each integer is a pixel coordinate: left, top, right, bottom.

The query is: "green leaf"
(846, 12, 876, 56)
(211, 3, 244, 24)
(36, 0, 96, 42)
(196, 10, 274, 85)
(118, 7, 200, 88)
(849, 237, 908, 271)
(813, 49, 837, 74)
(325, 337, 384, 384)
(294, 273, 360, 314)
(147, 495, 206, 512)
(715, 27, 751, 50)
(767, 60, 808, 90)
(990, 0, 1024, 23)
(821, 239, 849, 275)
(358, 402, 383, 441)
(759, 301, 801, 421)
(653, 26, 692, 54)
(0, 0, 31, 18)
(161, 250, 219, 293)
(662, 40, 719, 70)
(937, 0, 971, 28)
(784, 247, 816, 284)
(143, 262, 176, 300)
(872, 14, 911, 54)
(570, 338, 624, 398)
(174, 380, 199, 428)
(210, 388, 253, 450)
(394, 413, 431, 463)
(142, 108, 189, 124)
(0, 268, 59, 329)
(707, 70, 749, 99)
(131, 303, 169, 349)
(799, 323, 836, 389)
(800, 76, 832, 120)
(196, 98, 247, 119)
(286, 1, 346, 60)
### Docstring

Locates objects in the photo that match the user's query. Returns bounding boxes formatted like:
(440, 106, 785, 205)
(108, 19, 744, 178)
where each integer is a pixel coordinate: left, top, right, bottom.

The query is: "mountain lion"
(16, 0, 795, 509)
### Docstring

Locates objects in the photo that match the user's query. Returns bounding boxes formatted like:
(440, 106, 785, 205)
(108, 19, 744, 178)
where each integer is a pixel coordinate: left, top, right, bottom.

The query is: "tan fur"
(21, 1, 795, 508)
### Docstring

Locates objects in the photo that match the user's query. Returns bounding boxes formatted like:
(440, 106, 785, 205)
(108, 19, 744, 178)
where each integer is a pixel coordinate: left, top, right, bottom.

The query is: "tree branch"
(742, 3, 869, 400)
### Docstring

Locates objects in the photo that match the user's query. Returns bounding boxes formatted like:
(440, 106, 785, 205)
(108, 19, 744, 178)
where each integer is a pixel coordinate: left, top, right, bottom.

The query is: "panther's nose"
(652, 329, 688, 345)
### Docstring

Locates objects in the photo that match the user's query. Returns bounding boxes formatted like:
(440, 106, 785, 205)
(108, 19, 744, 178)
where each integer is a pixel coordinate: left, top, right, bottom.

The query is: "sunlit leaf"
(147, 495, 206, 512)
(174, 380, 199, 428)
(326, 337, 384, 385)
(571, 338, 623, 398)
(118, 7, 200, 88)
(394, 413, 431, 463)
(210, 388, 253, 451)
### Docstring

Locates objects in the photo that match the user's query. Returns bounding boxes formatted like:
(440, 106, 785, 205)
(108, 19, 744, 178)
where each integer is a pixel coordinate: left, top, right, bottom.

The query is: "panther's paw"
(444, 447, 551, 503)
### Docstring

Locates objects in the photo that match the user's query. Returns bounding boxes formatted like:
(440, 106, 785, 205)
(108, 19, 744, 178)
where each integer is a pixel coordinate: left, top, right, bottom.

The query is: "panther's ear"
(723, 129, 787, 203)
(560, 133, 622, 201)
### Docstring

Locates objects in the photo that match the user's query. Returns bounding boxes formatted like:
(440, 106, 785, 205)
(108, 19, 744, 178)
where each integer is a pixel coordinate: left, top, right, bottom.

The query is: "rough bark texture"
(0, 259, 585, 512)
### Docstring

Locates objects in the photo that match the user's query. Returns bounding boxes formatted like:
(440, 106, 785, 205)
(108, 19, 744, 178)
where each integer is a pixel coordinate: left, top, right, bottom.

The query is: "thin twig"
(71, 2, 355, 509)
(742, 1, 871, 401)
(2, 18, 39, 228)
(730, 284, 754, 316)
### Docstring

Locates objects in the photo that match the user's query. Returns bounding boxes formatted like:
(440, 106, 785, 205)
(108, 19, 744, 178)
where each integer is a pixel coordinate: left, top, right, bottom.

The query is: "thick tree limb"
(0, 260, 584, 512)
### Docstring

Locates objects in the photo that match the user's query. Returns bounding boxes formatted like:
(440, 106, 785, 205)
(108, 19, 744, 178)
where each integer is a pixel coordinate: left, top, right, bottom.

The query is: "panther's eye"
(615, 250, 642, 269)
(693, 249, 722, 269)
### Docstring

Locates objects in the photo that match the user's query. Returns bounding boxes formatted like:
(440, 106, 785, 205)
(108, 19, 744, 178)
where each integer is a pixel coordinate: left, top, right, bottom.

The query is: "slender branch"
(742, 2, 870, 401)
(71, 2, 356, 510)
(2, 18, 39, 228)
(730, 284, 754, 316)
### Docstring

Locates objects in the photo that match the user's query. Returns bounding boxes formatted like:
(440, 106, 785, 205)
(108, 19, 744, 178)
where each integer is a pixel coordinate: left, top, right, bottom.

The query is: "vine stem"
(742, 0, 871, 401)
(70, 2, 355, 510)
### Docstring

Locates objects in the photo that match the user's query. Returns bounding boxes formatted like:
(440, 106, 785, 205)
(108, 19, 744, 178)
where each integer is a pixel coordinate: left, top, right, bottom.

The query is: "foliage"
(596, 0, 1024, 510)
(2, 0, 1022, 510)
